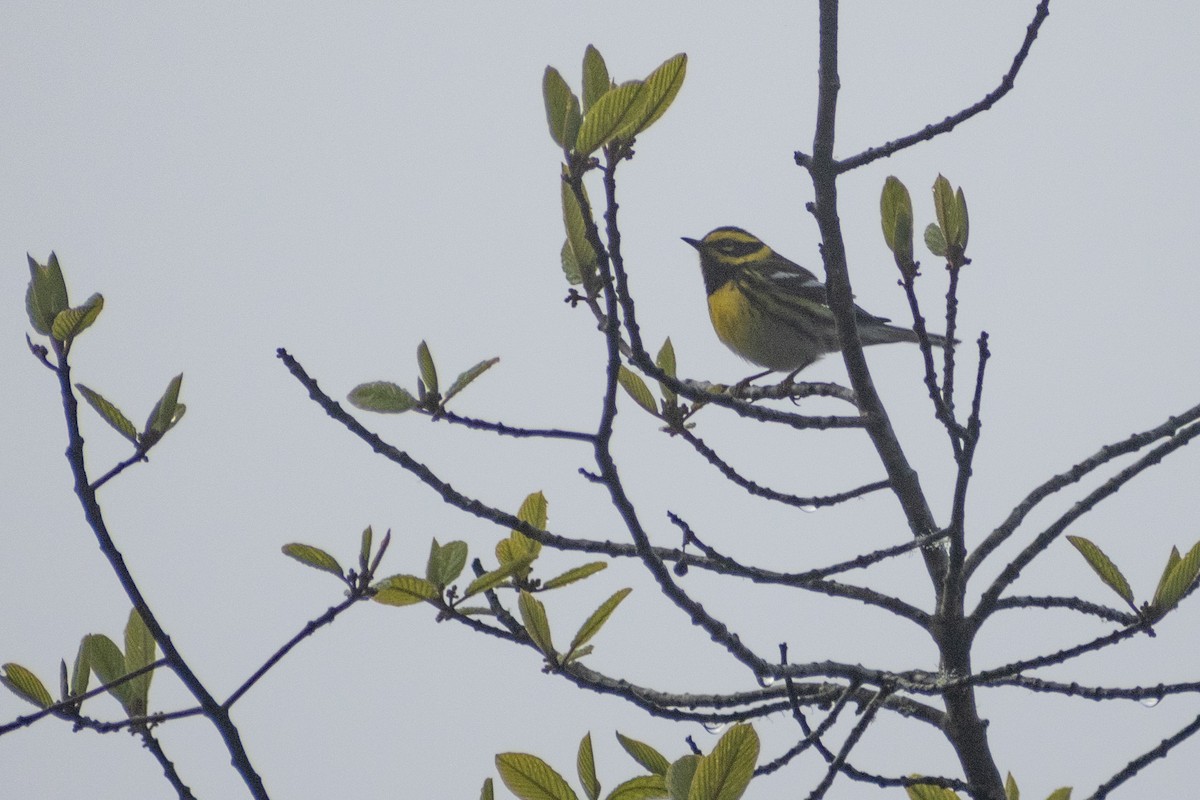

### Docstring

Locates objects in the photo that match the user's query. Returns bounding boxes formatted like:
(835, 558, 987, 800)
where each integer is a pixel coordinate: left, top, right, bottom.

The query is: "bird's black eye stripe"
(715, 240, 760, 257)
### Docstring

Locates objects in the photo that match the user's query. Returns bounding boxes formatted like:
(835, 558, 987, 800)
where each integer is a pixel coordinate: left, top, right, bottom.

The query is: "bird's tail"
(863, 323, 955, 348)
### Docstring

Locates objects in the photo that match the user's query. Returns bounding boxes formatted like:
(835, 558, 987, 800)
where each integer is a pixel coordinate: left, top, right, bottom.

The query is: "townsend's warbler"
(683, 227, 949, 377)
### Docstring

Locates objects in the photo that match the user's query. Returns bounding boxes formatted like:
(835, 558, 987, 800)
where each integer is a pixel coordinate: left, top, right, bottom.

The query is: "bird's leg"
(729, 369, 773, 400)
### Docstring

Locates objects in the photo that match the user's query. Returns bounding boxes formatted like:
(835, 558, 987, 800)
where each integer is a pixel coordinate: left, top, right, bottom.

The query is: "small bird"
(683, 226, 949, 379)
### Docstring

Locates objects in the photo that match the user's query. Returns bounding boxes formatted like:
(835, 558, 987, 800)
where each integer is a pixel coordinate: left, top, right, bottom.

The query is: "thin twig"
(829, 0, 1053, 172)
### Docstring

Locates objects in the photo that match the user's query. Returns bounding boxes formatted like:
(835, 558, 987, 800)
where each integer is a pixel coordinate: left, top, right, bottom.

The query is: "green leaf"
(905, 782, 961, 800)
(75, 384, 139, 445)
(51, 292, 104, 343)
(462, 557, 533, 599)
(444, 358, 500, 405)
(618, 366, 658, 415)
(561, 239, 583, 286)
(615, 53, 687, 141)
(70, 638, 91, 698)
(561, 176, 599, 293)
(880, 176, 915, 267)
(141, 373, 184, 448)
(496, 491, 547, 573)
(1151, 539, 1200, 613)
(1, 663, 53, 709)
(575, 80, 643, 156)
(518, 590, 555, 659)
(955, 187, 970, 250)
(1066, 536, 1134, 606)
(564, 645, 594, 664)
(123, 608, 156, 717)
(281, 543, 345, 578)
(1044, 790, 1072, 800)
(84, 633, 133, 709)
(924, 224, 947, 258)
(655, 338, 677, 405)
(688, 724, 758, 800)
(665, 755, 699, 800)
(417, 340, 438, 396)
(1005, 772, 1019, 800)
(582, 45, 610, 114)
(26, 252, 70, 336)
(616, 733, 670, 776)
(426, 539, 469, 588)
(497, 753, 579, 800)
(347, 381, 419, 413)
(518, 488, 547, 529)
(578, 733, 600, 800)
(605, 775, 668, 800)
(372, 574, 440, 606)
(481, 778, 495, 800)
(359, 526, 374, 575)
(568, 588, 631, 657)
(543, 66, 582, 150)
(542, 562, 607, 591)
(932, 175, 961, 250)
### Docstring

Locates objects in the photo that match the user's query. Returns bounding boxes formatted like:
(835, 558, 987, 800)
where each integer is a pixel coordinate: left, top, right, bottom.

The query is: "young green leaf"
(655, 337, 677, 405)
(541, 562, 607, 591)
(123, 608, 156, 716)
(688, 723, 758, 800)
(496, 752, 579, 800)
(561, 239, 583, 286)
(955, 187, 970, 250)
(567, 587, 631, 658)
(618, 366, 658, 415)
(582, 45, 610, 114)
(519, 491, 549, 529)
(616, 53, 687, 141)
(1005, 772, 1019, 800)
(372, 574, 440, 607)
(426, 539, 469, 588)
(281, 543, 344, 578)
(416, 340, 438, 396)
(561, 176, 599, 293)
(1151, 539, 1200, 613)
(666, 755, 700, 800)
(616, 732, 670, 776)
(70, 638, 91, 699)
(543, 66, 582, 150)
(575, 80, 642, 156)
(359, 526, 374, 575)
(924, 224, 947, 258)
(84, 633, 134, 710)
(75, 384, 139, 445)
(25, 252, 70, 336)
(932, 175, 961, 250)
(444, 357, 500, 405)
(1044, 789, 1072, 800)
(1066, 536, 1134, 607)
(880, 176, 915, 268)
(481, 777, 495, 800)
(51, 293, 104, 343)
(905, 783, 961, 800)
(143, 373, 184, 445)
(604, 775, 668, 800)
(577, 733, 600, 800)
(1, 663, 53, 709)
(462, 556, 533, 598)
(348, 381, 419, 413)
(518, 590, 555, 659)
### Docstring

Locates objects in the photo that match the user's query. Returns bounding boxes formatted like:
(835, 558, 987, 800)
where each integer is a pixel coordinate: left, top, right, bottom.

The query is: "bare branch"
(831, 0, 1052, 172)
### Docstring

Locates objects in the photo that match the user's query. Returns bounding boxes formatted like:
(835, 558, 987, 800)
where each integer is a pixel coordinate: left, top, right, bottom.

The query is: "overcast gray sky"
(4, 3, 1200, 798)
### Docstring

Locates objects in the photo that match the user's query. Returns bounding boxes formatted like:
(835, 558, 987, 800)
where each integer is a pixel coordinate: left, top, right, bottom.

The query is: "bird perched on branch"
(683, 226, 949, 379)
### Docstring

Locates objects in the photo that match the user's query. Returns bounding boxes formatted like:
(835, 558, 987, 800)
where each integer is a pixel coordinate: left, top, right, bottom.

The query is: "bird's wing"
(761, 260, 895, 326)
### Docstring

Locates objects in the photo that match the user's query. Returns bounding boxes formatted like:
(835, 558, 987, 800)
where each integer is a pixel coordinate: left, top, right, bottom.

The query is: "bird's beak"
(681, 236, 700, 249)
